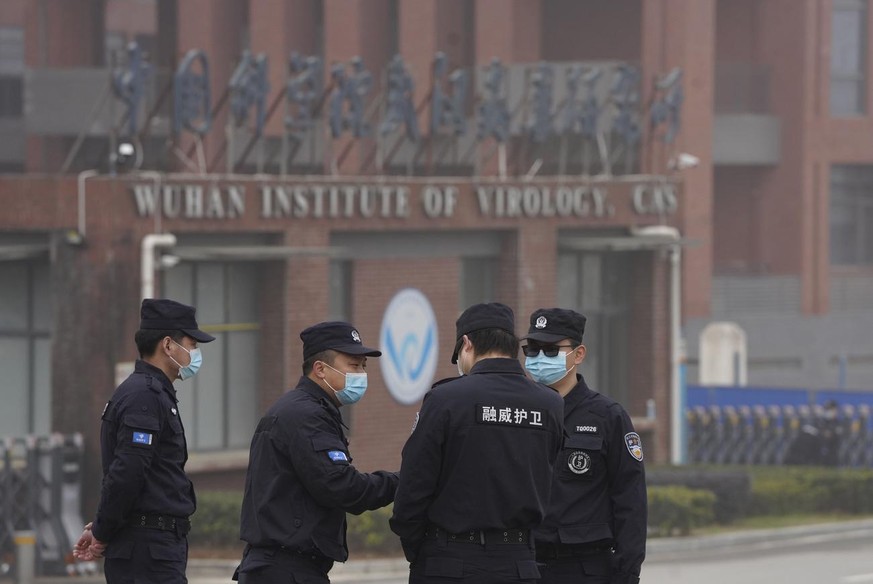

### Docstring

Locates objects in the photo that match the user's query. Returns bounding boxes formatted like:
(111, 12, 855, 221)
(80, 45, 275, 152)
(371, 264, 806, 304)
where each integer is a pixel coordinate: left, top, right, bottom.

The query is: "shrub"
(346, 505, 402, 556)
(648, 485, 717, 536)
(647, 467, 751, 523)
(748, 467, 873, 516)
(189, 490, 243, 548)
(188, 490, 402, 556)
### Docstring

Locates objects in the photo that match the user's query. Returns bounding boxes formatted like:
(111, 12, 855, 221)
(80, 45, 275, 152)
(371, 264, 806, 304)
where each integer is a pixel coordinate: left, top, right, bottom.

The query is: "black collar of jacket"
(468, 357, 527, 376)
(297, 375, 342, 415)
(563, 374, 595, 409)
(135, 359, 178, 402)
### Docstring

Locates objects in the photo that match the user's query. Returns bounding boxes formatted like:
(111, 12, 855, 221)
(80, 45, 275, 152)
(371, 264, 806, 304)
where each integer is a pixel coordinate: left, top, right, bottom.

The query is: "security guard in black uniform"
(234, 321, 399, 584)
(522, 308, 646, 584)
(73, 298, 215, 584)
(390, 303, 564, 584)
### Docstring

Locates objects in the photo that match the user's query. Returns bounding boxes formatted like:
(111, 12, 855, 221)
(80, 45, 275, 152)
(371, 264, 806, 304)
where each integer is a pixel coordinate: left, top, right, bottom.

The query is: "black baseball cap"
(451, 302, 515, 363)
(139, 298, 216, 343)
(301, 321, 381, 362)
(522, 308, 586, 344)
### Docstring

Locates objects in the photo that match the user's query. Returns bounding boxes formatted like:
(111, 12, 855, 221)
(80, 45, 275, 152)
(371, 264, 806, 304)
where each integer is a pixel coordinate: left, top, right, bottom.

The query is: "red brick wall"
(0, 173, 679, 504)
(713, 167, 767, 273)
(542, 0, 641, 62)
(348, 257, 459, 472)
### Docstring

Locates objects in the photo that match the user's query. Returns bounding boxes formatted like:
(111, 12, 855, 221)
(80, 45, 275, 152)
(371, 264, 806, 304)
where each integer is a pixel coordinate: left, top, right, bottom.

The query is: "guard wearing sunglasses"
(522, 308, 646, 584)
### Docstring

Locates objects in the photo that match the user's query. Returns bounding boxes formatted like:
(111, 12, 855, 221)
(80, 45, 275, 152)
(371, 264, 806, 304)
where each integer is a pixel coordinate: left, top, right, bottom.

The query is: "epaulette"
(430, 376, 461, 389)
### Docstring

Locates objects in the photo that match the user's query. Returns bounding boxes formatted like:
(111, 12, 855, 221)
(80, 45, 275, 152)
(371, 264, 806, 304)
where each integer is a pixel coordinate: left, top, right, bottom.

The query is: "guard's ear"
(573, 344, 587, 365)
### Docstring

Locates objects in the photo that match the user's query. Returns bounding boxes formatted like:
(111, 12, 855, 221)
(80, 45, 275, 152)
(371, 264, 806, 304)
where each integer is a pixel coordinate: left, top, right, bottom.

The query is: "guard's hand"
(72, 523, 107, 561)
(72, 528, 94, 560)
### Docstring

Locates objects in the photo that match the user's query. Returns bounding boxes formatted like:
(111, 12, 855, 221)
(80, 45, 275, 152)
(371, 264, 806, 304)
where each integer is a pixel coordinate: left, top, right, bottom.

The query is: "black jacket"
(93, 360, 195, 542)
(390, 358, 564, 562)
(238, 376, 398, 562)
(536, 375, 647, 583)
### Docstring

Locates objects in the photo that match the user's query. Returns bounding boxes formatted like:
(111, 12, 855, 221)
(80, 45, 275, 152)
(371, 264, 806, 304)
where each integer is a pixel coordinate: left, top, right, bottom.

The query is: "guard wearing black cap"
(234, 321, 399, 584)
(72, 298, 215, 583)
(522, 308, 647, 584)
(390, 303, 564, 584)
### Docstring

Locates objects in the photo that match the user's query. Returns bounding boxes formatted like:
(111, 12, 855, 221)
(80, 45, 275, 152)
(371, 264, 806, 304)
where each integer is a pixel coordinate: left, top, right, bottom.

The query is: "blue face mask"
(323, 363, 368, 405)
(171, 340, 202, 381)
(525, 351, 571, 386)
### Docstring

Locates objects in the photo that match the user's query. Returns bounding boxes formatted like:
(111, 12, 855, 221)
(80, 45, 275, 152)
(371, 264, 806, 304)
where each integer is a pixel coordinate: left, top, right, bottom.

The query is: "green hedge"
(188, 490, 400, 554)
(647, 467, 750, 524)
(346, 505, 403, 556)
(188, 467, 873, 551)
(748, 467, 873, 516)
(647, 485, 717, 536)
(189, 490, 244, 547)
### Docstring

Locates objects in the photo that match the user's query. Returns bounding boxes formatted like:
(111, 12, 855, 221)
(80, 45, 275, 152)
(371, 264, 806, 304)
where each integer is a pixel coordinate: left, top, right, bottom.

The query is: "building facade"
(1, 0, 871, 500)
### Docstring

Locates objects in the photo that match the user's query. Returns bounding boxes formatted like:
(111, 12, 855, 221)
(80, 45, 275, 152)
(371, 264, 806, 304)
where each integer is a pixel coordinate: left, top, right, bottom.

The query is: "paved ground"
(13, 518, 873, 584)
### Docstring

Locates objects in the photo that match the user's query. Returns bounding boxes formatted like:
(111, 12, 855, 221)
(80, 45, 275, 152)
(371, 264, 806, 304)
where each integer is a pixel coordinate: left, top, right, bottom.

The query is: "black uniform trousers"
(102, 527, 188, 584)
(234, 545, 334, 584)
(409, 532, 540, 584)
(535, 545, 613, 584)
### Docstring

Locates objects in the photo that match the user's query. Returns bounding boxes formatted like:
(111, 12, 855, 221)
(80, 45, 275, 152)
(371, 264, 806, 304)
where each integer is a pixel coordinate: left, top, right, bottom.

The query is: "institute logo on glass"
(379, 288, 439, 405)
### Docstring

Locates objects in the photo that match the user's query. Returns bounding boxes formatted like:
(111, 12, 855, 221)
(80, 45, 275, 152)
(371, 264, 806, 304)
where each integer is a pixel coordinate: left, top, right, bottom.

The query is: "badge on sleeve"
(625, 432, 643, 461)
(133, 432, 153, 446)
(327, 450, 348, 463)
(411, 411, 420, 433)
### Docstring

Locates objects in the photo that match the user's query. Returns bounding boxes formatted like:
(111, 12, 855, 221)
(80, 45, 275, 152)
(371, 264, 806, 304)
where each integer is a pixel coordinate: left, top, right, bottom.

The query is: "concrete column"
(641, 0, 715, 319)
(285, 226, 330, 394)
(176, 0, 247, 173)
(323, 0, 393, 174)
(629, 251, 671, 464)
(753, 0, 820, 312)
(474, 0, 542, 64)
(24, 0, 105, 172)
(399, 0, 470, 138)
(513, 224, 556, 333)
(250, 0, 320, 138)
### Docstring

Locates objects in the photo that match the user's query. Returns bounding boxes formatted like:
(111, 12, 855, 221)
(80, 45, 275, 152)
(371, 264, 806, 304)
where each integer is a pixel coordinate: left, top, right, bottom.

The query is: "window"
(460, 257, 497, 310)
(0, 261, 52, 437)
(831, 165, 873, 265)
(831, 0, 867, 116)
(0, 27, 23, 118)
(557, 251, 630, 404)
(162, 262, 262, 451)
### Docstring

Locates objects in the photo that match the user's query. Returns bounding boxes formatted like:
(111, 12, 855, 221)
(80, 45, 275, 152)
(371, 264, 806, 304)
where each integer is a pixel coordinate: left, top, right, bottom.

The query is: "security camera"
(110, 141, 141, 173)
(669, 152, 700, 170)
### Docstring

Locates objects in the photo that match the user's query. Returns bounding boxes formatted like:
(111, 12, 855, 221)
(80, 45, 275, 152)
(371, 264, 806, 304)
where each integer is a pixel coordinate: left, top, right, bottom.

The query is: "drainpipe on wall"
(141, 233, 177, 300)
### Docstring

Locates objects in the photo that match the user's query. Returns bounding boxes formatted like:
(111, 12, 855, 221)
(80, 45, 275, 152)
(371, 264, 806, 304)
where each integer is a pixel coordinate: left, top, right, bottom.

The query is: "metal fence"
(0, 433, 92, 577)
(686, 403, 873, 467)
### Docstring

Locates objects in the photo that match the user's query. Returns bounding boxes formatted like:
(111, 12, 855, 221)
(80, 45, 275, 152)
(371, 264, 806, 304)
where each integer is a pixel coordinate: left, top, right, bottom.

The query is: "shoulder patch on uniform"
(411, 411, 420, 433)
(132, 432, 153, 446)
(625, 432, 643, 461)
(102, 401, 111, 417)
(327, 450, 348, 463)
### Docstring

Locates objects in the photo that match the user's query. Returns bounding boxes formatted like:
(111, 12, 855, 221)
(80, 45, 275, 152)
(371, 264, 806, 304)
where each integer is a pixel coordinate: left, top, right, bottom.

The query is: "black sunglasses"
(522, 344, 577, 358)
